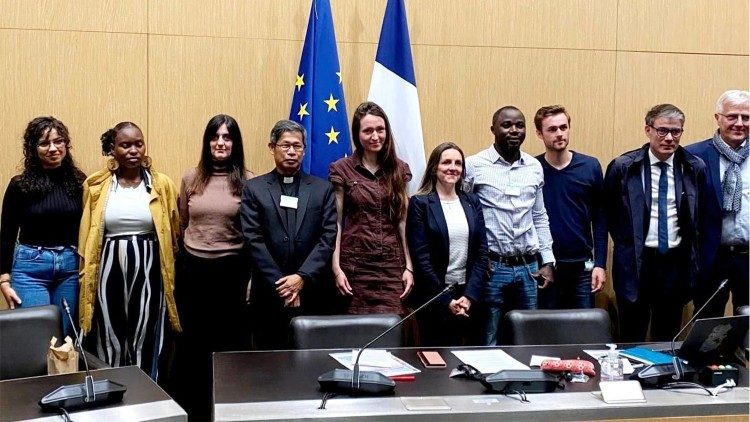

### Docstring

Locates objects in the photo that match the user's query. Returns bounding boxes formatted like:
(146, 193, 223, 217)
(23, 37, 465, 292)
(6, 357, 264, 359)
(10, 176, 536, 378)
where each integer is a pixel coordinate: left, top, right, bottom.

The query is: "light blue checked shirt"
(464, 145, 555, 264)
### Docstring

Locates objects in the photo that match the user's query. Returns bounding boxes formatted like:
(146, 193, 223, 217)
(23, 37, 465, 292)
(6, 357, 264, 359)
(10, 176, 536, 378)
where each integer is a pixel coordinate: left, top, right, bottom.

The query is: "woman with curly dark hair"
(329, 102, 414, 315)
(0, 116, 86, 337)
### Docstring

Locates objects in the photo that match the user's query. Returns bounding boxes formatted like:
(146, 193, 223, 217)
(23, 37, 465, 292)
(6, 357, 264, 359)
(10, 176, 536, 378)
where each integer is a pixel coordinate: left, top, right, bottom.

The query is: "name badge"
(280, 195, 298, 209)
(505, 186, 521, 197)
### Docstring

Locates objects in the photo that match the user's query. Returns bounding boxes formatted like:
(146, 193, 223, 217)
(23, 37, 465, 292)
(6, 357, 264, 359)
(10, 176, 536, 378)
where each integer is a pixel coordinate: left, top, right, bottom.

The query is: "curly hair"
(18, 116, 85, 197)
(351, 102, 407, 222)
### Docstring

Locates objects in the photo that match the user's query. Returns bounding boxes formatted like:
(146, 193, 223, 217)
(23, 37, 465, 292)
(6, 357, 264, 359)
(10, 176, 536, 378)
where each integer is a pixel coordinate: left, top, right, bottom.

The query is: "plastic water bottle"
(601, 343, 624, 381)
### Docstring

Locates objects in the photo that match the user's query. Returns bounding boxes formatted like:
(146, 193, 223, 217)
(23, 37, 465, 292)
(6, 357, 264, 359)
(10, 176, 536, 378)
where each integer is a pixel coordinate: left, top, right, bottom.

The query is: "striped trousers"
(87, 234, 165, 380)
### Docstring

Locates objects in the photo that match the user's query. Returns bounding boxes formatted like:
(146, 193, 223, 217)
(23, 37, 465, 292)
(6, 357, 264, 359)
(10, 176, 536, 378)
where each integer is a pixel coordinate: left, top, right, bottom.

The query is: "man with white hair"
(686, 90, 749, 317)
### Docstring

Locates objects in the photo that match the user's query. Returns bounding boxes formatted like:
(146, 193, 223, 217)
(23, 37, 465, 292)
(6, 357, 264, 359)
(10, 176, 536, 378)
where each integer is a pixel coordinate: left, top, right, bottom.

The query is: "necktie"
(656, 161, 669, 254)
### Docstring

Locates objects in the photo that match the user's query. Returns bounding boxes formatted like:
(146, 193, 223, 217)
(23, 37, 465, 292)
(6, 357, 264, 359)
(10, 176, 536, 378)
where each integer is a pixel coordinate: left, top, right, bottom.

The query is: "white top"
(719, 139, 749, 245)
(104, 180, 155, 237)
(441, 198, 469, 285)
(644, 150, 681, 249)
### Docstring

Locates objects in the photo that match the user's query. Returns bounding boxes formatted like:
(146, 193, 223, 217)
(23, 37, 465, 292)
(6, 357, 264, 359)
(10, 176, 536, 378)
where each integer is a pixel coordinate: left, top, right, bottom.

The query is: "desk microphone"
(318, 282, 458, 395)
(633, 279, 728, 385)
(39, 298, 126, 410)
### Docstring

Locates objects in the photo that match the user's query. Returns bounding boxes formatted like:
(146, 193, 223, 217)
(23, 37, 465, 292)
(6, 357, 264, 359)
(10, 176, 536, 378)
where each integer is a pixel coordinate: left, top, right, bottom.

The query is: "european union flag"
(290, 0, 351, 178)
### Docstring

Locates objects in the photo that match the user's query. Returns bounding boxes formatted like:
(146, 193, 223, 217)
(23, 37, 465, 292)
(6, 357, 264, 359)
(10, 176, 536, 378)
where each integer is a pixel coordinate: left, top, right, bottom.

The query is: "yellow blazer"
(78, 167, 182, 333)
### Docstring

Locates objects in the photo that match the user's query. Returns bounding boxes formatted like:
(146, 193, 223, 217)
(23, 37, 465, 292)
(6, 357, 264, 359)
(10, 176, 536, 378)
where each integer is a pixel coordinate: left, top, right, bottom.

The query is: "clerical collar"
(275, 170, 299, 184)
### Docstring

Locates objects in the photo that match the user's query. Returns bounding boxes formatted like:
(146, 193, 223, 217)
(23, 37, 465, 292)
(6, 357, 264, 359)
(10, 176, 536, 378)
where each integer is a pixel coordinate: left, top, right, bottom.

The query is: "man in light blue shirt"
(686, 90, 749, 317)
(465, 106, 555, 345)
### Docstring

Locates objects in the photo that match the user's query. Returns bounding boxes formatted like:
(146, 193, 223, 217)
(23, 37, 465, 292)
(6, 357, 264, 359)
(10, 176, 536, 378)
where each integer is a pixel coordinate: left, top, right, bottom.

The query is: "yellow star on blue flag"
(289, 0, 351, 178)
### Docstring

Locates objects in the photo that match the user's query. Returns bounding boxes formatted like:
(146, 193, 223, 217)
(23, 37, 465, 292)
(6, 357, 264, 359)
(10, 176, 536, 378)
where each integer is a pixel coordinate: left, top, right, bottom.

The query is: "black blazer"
(603, 144, 705, 302)
(406, 190, 489, 308)
(240, 170, 337, 310)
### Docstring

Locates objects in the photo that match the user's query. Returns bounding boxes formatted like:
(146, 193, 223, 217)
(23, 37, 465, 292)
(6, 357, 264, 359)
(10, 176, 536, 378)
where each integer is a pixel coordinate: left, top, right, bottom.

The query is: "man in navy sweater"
(534, 105, 607, 309)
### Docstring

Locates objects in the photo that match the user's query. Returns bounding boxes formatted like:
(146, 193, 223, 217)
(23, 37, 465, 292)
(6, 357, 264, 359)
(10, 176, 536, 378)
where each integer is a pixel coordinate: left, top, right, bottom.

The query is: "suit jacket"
(604, 144, 706, 302)
(685, 138, 724, 274)
(406, 191, 489, 308)
(240, 170, 337, 312)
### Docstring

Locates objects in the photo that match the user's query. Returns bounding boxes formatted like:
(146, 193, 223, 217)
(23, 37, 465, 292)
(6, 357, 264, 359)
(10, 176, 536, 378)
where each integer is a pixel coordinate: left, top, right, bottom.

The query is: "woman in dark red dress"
(329, 102, 413, 314)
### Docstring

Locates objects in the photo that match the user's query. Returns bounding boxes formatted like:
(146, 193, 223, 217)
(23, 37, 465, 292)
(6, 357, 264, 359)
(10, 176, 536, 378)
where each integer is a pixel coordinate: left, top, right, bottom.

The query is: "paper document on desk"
(451, 350, 529, 374)
(329, 351, 420, 376)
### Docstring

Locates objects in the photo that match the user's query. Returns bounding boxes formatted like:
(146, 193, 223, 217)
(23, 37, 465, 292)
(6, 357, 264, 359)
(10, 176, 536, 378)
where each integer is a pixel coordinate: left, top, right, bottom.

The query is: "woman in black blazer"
(406, 142, 489, 346)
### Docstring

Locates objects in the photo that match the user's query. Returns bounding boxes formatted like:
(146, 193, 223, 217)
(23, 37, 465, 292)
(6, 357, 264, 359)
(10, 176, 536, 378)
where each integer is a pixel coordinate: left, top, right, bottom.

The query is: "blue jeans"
(538, 261, 593, 309)
(11, 244, 79, 337)
(484, 260, 538, 346)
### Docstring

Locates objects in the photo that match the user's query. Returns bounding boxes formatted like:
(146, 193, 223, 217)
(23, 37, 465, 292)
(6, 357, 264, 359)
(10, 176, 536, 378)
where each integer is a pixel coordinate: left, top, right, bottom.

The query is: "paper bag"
(47, 336, 79, 375)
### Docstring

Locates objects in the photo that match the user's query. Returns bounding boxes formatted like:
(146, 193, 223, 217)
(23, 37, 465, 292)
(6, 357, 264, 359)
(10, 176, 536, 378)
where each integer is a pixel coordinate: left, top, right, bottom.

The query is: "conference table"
(213, 344, 749, 421)
(0, 366, 186, 422)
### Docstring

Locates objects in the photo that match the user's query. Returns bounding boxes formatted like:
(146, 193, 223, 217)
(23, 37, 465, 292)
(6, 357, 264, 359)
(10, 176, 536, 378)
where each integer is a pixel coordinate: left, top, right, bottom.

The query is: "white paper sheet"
(329, 352, 420, 377)
(451, 349, 529, 374)
(351, 349, 392, 368)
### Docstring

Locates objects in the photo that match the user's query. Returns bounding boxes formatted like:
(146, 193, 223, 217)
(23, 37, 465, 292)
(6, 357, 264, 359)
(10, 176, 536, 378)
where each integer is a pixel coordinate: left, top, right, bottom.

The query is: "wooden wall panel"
(147, 35, 304, 183)
(614, 52, 749, 158)
(150, 0, 617, 50)
(618, 0, 749, 55)
(0, 0, 147, 33)
(0, 29, 147, 187)
(413, 46, 617, 161)
(409, 0, 617, 50)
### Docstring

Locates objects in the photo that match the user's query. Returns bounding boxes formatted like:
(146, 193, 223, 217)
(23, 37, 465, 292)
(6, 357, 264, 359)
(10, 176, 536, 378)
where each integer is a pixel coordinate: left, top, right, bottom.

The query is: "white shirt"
(441, 198, 469, 285)
(104, 180, 155, 237)
(719, 139, 750, 245)
(644, 150, 682, 248)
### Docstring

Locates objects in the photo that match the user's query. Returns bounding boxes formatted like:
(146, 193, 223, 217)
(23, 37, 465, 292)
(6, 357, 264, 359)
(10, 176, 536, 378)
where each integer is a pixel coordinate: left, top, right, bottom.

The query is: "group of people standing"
(0, 91, 747, 419)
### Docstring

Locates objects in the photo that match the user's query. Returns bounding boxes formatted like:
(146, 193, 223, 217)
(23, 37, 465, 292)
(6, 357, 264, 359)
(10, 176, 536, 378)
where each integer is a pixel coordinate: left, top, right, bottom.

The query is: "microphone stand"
(670, 279, 728, 380)
(319, 282, 458, 395)
(38, 298, 126, 411)
(61, 298, 95, 403)
(351, 283, 457, 389)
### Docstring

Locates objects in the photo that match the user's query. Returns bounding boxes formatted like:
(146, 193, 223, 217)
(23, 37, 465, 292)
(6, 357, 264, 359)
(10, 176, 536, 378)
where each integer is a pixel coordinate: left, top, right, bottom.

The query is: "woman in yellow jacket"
(78, 121, 180, 380)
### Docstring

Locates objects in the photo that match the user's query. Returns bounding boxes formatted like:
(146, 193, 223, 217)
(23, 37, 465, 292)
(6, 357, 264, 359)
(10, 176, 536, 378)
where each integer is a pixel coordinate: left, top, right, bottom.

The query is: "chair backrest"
(505, 308, 613, 345)
(0, 305, 62, 380)
(738, 306, 749, 350)
(290, 314, 402, 349)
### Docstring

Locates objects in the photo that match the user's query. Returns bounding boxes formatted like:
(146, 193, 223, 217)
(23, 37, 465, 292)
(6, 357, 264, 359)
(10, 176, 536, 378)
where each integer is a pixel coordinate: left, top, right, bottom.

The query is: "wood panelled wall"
(1, 0, 747, 188)
(0, 1, 747, 312)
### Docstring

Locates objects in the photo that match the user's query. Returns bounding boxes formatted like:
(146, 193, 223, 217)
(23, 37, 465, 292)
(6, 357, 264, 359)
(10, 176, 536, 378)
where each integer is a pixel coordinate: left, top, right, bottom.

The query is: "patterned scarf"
(712, 130, 749, 213)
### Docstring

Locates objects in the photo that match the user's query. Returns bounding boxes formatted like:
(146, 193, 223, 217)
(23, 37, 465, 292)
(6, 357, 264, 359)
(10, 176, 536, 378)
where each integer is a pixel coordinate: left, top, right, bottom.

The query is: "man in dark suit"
(604, 104, 706, 342)
(240, 119, 337, 350)
(686, 90, 749, 318)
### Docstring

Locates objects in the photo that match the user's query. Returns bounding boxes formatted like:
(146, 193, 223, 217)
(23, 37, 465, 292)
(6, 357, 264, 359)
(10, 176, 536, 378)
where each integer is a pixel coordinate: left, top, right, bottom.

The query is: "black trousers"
(618, 247, 688, 342)
(171, 251, 250, 421)
(694, 246, 749, 318)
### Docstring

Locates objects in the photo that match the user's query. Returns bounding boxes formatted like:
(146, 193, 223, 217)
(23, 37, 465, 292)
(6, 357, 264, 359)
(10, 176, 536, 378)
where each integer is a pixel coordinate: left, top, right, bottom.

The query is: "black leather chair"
(737, 306, 749, 352)
(290, 314, 402, 349)
(0, 305, 63, 380)
(505, 308, 613, 345)
(0, 304, 108, 380)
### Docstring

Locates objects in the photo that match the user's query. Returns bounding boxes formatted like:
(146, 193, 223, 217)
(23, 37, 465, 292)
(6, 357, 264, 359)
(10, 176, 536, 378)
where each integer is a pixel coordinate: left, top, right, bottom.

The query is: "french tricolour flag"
(368, 0, 426, 195)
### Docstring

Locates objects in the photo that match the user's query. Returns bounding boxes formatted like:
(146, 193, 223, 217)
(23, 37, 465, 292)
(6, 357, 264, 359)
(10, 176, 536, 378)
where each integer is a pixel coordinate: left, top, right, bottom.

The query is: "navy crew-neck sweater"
(536, 151, 607, 268)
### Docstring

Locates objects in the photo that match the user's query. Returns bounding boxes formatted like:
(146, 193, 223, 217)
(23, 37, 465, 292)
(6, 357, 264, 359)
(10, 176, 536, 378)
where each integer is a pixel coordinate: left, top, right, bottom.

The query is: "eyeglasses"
(275, 143, 304, 151)
(717, 113, 750, 124)
(37, 139, 67, 150)
(649, 125, 683, 138)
